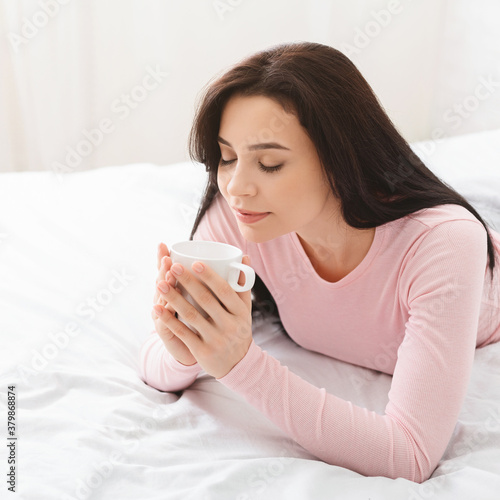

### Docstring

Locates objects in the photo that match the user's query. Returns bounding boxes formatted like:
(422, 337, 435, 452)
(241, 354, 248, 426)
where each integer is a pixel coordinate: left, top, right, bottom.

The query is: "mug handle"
(228, 263, 255, 292)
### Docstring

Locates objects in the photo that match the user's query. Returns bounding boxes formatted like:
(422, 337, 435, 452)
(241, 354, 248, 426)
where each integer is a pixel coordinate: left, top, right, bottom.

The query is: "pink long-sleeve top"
(139, 193, 500, 482)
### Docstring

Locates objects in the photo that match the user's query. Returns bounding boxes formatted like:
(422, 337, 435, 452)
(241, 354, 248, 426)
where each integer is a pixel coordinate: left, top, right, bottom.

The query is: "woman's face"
(217, 94, 338, 243)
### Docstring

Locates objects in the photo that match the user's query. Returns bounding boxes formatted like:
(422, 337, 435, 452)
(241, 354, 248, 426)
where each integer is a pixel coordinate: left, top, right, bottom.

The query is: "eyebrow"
(217, 136, 291, 151)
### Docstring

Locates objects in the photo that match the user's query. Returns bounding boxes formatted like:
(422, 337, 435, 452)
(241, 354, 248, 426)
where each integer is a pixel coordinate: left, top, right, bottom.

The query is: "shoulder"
(404, 203, 484, 231)
(381, 204, 487, 257)
(405, 204, 487, 257)
(388, 205, 488, 300)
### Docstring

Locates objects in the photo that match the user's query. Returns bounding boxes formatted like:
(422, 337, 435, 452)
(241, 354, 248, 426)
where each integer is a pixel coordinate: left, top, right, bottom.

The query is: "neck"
(296, 224, 376, 282)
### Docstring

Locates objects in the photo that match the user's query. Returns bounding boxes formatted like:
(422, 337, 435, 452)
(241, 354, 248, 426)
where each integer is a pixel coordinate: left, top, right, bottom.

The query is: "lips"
(232, 207, 270, 224)
(232, 207, 268, 216)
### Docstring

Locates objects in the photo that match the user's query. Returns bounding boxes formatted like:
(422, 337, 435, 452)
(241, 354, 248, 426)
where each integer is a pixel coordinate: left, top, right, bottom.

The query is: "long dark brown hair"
(187, 41, 497, 317)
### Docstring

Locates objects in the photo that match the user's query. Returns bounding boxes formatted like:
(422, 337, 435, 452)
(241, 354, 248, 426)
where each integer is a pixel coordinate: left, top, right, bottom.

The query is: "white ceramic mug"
(169, 240, 255, 332)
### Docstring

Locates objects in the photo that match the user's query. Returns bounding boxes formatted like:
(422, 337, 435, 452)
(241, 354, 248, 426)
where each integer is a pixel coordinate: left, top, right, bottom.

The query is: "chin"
(236, 224, 284, 244)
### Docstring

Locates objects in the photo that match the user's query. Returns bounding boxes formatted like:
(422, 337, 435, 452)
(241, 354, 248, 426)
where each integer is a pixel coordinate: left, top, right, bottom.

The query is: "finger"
(188, 261, 247, 316)
(154, 270, 175, 305)
(156, 301, 203, 350)
(154, 293, 168, 308)
(157, 275, 215, 332)
(154, 243, 170, 302)
(156, 244, 162, 270)
(152, 305, 178, 342)
(152, 305, 161, 321)
(169, 263, 224, 321)
(152, 302, 176, 322)
(165, 268, 176, 287)
(156, 256, 172, 287)
(154, 256, 173, 303)
(154, 291, 176, 312)
(156, 243, 170, 270)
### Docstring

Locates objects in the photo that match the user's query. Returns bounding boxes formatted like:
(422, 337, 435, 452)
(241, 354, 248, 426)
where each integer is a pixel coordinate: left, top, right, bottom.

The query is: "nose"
(224, 161, 257, 198)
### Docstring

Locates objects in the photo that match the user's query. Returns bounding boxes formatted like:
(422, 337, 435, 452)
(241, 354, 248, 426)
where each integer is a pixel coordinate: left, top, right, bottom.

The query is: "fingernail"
(153, 305, 162, 316)
(158, 282, 170, 293)
(193, 262, 204, 273)
(171, 264, 184, 276)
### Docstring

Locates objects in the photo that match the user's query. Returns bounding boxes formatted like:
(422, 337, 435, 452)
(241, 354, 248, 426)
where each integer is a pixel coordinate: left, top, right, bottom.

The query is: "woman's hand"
(151, 243, 198, 367)
(155, 256, 253, 379)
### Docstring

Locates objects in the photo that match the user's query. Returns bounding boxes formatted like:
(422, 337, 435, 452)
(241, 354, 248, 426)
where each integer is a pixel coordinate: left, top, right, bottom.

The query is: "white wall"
(0, 0, 498, 173)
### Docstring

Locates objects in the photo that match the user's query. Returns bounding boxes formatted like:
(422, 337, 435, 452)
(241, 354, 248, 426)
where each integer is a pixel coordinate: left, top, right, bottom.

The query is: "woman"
(140, 42, 500, 482)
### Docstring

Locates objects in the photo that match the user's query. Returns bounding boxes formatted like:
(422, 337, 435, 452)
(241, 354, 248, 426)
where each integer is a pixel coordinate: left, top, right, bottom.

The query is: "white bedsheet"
(1, 129, 500, 499)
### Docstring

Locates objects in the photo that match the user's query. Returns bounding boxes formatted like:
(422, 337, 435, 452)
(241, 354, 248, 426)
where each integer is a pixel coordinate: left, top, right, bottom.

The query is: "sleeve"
(139, 193, 247, 392)
(139, 331, 202, 392)
(217, 219, 488, 482)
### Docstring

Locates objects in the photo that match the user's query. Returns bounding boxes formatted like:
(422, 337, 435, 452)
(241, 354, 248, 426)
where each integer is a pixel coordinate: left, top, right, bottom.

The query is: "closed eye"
(219, 158, 283, 173)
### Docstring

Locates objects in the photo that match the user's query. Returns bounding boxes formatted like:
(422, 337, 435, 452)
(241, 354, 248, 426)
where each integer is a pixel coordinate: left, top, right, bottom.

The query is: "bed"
(1, 128, 499, 499)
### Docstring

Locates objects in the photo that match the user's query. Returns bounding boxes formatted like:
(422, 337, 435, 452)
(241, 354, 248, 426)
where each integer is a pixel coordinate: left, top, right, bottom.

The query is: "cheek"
(280, 175, 325, 212)
(276, 175, 308, 203)
(216, 170, 226, 193)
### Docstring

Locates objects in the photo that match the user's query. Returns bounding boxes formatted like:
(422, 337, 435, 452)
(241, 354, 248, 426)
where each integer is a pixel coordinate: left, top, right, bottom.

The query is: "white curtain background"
(0, 0, 499, 173)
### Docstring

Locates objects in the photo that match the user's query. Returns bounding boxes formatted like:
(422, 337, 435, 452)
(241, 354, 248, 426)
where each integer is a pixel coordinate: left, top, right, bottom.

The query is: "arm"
(139, 194, 241, 392)
(139, 331, 202, 392)
(217, 220, 488, 482)
(139, 243, 202, 392)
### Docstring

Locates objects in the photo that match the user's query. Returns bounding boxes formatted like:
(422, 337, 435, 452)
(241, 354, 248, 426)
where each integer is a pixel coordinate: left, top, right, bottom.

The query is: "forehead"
(221, 94, 290, 118)
(218, 94, 301, 150)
